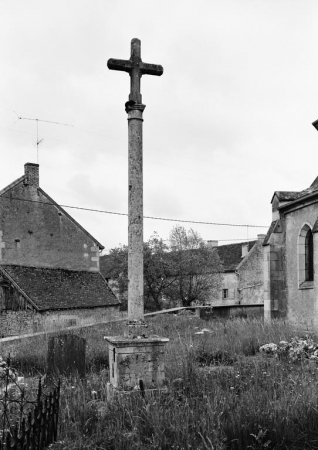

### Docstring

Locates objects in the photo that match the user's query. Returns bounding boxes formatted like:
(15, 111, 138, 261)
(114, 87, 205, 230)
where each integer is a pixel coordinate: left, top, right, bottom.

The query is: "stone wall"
(284, 204, 318, 327)
(206, 272, 238, 306)
(0, 306, 121, 337)
(0, 314, 127, 358)
(237, 241, 264, 304)
(263, 219, 287, 321)
(0, 164, 100, 271)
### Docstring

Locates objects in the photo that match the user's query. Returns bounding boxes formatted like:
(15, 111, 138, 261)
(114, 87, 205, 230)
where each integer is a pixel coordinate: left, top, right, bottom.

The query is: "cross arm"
(107, 58, 133, 73)
(140, 62, 163, 77)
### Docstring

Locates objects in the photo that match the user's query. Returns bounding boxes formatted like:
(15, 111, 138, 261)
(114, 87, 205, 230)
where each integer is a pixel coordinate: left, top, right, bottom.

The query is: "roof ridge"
(0, 175, 26, 196)
(0, 264, 101, 273)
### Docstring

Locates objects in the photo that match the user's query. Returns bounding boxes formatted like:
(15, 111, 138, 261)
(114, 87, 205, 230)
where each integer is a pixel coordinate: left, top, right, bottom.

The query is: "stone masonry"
(106, 336, 169, 390)
(0, 163, 102, 272)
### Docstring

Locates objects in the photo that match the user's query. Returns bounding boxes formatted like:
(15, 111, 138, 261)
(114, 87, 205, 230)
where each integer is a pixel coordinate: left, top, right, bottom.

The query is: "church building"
(0, 163, 119, 336)
(263, 176, 318, 326)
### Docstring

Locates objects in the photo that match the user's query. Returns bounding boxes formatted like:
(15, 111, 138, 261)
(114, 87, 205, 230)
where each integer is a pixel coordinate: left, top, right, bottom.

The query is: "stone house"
(263, 176, 318, 327)
(0, 162, 119, 336)
(205, 236, 265, 306)
(100, 236, 265, 309)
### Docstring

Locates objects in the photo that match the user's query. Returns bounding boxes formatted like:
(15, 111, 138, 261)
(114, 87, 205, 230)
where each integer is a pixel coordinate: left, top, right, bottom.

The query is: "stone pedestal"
(104, 336, 169, 391)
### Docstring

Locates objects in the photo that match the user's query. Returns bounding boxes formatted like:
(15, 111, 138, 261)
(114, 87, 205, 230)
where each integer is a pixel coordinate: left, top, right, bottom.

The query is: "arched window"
(305, 229, 314, 281)
(299, 224, 314, 287)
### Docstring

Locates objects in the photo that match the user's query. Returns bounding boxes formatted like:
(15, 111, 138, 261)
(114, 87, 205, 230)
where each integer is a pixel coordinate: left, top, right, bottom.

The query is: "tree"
(101, 226, 223, 311)
(102, 234, 176, 311)
(143, 233, 177, 310)
(165, 225, 223, 307)
(101, 245, 128, 309)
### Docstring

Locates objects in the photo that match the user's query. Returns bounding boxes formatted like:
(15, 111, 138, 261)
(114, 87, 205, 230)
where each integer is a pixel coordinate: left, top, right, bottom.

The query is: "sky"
(1, 1, 318, 253)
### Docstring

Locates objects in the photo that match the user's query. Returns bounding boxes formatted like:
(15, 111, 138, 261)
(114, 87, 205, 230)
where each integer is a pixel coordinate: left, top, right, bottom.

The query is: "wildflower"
(91, 390, 97, 399)
(260, 343, 277, 354)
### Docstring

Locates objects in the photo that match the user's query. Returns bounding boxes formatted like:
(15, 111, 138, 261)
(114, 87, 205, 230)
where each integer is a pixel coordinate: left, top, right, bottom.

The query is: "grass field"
(9, 315, 318, 449)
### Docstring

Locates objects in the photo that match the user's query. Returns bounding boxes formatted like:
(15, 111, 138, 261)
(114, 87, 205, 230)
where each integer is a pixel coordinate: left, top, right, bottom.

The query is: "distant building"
(100, 236, 265, 310)
(0, 163, 119, 336)
(264, 176, 318, 326)
(205, 236, 265, 306)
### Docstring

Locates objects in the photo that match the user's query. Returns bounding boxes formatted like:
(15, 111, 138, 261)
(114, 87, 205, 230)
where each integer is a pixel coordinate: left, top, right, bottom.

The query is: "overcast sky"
(1, 1, 318, 252)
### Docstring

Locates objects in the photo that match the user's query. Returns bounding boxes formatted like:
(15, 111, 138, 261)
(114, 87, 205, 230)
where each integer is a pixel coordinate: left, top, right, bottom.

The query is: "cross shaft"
(107, 38, 163, 103)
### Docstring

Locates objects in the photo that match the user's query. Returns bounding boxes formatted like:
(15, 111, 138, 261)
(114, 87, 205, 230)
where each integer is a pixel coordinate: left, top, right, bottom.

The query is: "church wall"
(284, 204, 318, 327)
(0, 305, 121, 337)
(264, 218, 287, 320)
(0, 171, 100, 272)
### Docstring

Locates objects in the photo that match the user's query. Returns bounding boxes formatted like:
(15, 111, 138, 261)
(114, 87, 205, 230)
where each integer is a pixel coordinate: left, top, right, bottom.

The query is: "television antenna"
(13, 112, 73, 163)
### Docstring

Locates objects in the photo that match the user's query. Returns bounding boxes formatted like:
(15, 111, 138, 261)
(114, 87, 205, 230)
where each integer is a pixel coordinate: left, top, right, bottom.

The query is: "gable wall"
(237, 241, 264, 304)
(205, 272, 238, 306)
(0, 181, 99, 271)
(284, 204, 318, 327)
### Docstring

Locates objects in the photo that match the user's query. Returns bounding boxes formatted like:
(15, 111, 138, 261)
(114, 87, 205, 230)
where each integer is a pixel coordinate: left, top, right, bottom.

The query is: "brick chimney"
(206, 240, 218, 248)
(241, 243, 249, 258)
(24, 163, 39, 187)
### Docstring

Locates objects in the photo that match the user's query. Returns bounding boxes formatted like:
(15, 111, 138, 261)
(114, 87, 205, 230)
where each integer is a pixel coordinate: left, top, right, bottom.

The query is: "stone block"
(105, 335, 169, 390)
(270, 252, 279, 261)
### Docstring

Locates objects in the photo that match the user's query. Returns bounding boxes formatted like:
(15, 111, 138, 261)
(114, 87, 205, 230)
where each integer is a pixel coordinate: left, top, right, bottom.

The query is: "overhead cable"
(0, 195, 268, 228)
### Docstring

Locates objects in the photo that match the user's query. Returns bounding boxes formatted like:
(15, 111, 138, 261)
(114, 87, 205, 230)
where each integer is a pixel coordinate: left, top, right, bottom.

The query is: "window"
(222, 289, 228, 299)
(305, 229, 314, 281)
(298, 224, 314, 288)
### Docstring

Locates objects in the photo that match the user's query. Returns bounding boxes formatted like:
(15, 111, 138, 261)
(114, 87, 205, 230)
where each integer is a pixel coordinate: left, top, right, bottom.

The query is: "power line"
(0, 195, 268, 228)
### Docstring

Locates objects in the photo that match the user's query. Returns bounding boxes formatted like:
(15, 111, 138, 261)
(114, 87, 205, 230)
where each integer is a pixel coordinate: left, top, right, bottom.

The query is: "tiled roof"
(0, 265, 118, 311)
(273, 176, 318, 209)
(274, 191, 300, 201)
(216, 241, 256, 271)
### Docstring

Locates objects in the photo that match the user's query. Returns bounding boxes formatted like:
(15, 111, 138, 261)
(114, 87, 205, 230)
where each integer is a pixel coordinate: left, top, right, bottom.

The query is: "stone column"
(126, 102, 146, 331)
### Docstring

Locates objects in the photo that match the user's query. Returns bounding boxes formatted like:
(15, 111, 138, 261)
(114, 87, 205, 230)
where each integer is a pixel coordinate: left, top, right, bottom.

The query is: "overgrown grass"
(8, 316, 318, 449)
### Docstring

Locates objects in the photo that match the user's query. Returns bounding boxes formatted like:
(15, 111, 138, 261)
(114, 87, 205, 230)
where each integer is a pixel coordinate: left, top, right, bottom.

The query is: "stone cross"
(107, 38, 163, 104)
(107, 39, 163, 335)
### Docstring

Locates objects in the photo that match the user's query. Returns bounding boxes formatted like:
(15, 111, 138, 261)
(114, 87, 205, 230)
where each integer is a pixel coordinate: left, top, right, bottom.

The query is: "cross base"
(106, 382, 169, 401)
(104, 335, 169, 391)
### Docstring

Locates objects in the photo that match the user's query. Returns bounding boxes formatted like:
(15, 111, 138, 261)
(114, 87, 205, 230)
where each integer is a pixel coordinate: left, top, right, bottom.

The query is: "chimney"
(257, 234, 266, 243)
(241, 243, 249, 258)
(206, 240, 218, 248)
(24, 163, 39, 188)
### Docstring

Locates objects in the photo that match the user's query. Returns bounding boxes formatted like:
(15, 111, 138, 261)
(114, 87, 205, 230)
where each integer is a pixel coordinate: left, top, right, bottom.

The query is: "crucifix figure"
(108, 38, 163, 336)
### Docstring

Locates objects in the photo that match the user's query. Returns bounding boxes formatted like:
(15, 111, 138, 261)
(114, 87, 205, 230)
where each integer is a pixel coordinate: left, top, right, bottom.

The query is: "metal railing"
(0, 357, 60, 449)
